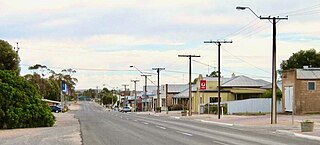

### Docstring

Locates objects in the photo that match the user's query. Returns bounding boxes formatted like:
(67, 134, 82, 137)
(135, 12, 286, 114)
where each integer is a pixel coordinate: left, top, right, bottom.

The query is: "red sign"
(200, 80, 206, 90)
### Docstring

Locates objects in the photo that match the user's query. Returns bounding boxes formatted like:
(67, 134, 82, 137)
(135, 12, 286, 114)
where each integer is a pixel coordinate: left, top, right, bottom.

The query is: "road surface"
(75, 101, 319, 145)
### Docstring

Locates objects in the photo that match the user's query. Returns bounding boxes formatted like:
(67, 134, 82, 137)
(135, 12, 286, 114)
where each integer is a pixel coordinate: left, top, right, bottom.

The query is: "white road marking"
(143, 122, 149, 125)
(126, 118, 129, 120)
(134, 120, 138, 122)
(176, 131, 193, 136)
(212, 140, 229, 145)
(200, 120, 233, 126)
(156, 126, 166, 130)
(120, 116, 123, 118)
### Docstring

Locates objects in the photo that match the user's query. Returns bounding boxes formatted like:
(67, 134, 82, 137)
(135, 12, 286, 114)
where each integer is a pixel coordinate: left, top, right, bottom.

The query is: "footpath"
(137, 111, 320, 141)
(0, 102, 82, 145)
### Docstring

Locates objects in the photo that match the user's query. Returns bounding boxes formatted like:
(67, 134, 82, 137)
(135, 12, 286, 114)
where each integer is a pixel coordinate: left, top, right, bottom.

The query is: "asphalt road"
(75, 101, 319, 145)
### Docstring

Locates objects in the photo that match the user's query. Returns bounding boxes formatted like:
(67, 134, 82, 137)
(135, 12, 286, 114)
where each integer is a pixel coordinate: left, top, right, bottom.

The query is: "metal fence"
(226, 98, 282, 114)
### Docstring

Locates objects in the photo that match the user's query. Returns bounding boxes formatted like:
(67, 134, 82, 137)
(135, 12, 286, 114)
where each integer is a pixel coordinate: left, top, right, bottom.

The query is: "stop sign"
(200, 80, 206, 90)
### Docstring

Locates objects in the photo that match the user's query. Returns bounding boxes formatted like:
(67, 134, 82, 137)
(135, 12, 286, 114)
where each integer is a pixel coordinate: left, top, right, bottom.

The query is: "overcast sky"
(1, 0, 320, 90)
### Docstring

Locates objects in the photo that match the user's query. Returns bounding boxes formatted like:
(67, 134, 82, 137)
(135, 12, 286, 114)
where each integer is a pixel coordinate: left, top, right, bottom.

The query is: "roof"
(162, 84, 189, 93)
(261, 81, 283, 92)
(221, 75, 270, 87)
(203, 77, 230, 82)
(296, 68, 320, 79)
(173, 85, 196, 98)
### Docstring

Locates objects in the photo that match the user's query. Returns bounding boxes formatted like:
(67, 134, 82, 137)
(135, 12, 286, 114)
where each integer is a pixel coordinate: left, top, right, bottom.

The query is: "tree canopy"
(280, 49, 320, 70)
(25, 64, 77, 101)
(0, 40, 20, 74)
(0, 70, 55, 129)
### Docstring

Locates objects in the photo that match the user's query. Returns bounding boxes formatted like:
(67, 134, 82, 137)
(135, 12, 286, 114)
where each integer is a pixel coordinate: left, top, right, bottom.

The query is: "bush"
(0, 70, 55, 129)
(171, 104, 183, 111)
(203, 104, 227, 114)
(156, 107, 161, 112)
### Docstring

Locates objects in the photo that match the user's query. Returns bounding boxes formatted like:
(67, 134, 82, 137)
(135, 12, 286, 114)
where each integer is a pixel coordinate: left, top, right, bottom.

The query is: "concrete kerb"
(276, 130, 320, 141)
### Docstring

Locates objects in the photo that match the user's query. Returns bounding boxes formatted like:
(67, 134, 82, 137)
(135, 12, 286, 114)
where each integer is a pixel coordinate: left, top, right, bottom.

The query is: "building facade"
(282, 67, 320, 114)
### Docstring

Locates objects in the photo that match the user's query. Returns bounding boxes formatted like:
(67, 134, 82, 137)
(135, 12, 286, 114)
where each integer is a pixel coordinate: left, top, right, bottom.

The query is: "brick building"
(282, 67, 320, 114)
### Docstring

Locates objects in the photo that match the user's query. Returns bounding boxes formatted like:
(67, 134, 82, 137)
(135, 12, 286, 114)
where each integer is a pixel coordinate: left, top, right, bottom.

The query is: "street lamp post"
(236, 6, 288, 124)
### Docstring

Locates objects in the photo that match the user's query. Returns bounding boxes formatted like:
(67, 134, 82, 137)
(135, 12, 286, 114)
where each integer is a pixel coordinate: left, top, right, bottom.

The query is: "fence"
(226, 98, 282, 114)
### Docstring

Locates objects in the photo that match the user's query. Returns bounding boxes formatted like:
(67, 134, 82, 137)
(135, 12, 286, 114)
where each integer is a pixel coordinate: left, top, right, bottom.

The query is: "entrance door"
(285, 86, 294, 112)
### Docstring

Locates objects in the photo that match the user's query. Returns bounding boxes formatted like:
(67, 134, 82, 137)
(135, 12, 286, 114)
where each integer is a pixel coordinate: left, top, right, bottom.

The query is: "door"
(285, 86, 294, 112)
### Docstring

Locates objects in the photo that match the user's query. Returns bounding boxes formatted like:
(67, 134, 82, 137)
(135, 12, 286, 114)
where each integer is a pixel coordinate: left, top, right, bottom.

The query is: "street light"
(236, 6, 288, 124)
(236, 7, 259, 18)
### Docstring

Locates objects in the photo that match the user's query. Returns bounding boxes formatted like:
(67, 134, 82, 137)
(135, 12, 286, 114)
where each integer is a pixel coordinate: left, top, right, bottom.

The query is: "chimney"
(231, 73, 236, 78)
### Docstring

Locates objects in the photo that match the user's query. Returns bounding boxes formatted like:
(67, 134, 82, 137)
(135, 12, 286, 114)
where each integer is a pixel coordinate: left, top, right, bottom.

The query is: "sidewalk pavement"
(136, 111, 320, 141)
(0, 102, 82, 145)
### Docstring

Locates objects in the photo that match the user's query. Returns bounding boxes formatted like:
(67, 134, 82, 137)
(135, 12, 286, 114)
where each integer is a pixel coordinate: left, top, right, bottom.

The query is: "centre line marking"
(176, 131, 193, 136)
(156, 126, 166, 130)
(143, 122, 149, 125)
(134, 120, 138, 122)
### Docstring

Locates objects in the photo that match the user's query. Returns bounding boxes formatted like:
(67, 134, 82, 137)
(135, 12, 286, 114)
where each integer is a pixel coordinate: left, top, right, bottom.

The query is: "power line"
(221, 47, 270, 74)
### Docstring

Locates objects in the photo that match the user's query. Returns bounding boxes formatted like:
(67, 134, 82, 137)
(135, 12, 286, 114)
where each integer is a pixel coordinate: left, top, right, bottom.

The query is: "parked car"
(121, 106, 132, 113)
(50, 106, 62, 113)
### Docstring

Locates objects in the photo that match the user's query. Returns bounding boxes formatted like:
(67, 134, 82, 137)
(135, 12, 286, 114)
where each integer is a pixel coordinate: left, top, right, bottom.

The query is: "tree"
(209, 71, 219, 77)
(280, 49, 320, 71)
(261, 89, 282, 100)
(0, 40, 20, 74)
(25, 65, 60, 101)
(0, 70, 55, 129)
(100, 88, 117, 105)
(82, 89, 97, 99)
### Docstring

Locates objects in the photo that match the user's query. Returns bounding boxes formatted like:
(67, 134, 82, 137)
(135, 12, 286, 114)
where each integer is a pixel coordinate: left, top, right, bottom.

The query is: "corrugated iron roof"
(161, 84, 189, 93)
(296, 68, 320, 79)
(173, 85, 196, 98)
(222, 75, 269, 87)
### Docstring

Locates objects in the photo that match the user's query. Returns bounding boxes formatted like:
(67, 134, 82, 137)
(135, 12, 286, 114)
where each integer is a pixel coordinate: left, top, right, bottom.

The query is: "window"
(308, 82, 316, 91)
(209, 97, 218, 103)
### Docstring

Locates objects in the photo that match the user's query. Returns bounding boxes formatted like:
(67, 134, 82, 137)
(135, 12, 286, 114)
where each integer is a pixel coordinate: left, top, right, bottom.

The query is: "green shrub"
(0, 70, 55, 129)
(156, 107, 161, 112)
(171, 104, 183, 111)
(203, 104, 227, 114)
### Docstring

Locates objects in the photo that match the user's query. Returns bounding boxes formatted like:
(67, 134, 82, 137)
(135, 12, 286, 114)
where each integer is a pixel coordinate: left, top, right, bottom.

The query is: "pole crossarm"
(178, 55, 201, 58)
(204, 40, 232, 44)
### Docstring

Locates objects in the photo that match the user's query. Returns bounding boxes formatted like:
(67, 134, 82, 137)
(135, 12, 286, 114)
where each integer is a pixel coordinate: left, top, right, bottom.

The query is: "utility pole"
(122, 84, 129, 107)
(178, 55, 200, 116)
(131, 80, 139, 112)
(141, 74, 151, 111)
(152, 67, 165, 110)
(14, 42, 20, 54)
(236, 6, 288, 124)
(204, 40, 232, 119)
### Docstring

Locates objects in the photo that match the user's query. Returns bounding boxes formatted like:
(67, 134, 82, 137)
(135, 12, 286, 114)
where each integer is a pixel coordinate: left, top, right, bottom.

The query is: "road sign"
(62, 81, 68, 93)
(200, 80, 206, 90)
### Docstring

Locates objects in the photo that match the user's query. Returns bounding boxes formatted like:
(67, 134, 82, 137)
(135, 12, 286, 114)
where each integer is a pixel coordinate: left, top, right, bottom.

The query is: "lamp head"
(129, 65, 134, 68)
(236, 6, 247, 10)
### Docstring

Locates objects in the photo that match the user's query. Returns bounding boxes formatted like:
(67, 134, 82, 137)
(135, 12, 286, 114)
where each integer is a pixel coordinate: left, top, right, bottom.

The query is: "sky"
(1, 0, 320, 91)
